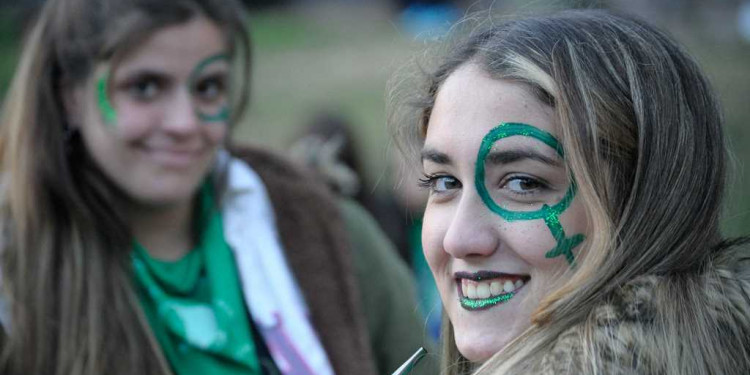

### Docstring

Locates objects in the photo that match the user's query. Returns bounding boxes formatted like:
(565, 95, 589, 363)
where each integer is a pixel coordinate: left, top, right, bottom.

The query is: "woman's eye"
(195, 77, 226, 102)
(418, 174, 462, 193)
(128, 78, 161, 101)
(502, 176, 546, 195)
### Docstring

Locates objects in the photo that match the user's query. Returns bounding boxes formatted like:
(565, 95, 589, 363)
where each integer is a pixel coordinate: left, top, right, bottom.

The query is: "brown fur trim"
(230, 146, 377, 375)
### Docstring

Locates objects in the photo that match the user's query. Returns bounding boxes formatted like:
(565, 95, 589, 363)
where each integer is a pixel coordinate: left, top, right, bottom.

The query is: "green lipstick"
(460, 292, 517, 310)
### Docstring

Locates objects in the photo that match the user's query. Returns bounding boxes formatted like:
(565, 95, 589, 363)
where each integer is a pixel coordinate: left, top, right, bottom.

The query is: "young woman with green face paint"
(419, 63, 590, 362)
(390, 9, 750, 375)
(0, 1, 436, 374)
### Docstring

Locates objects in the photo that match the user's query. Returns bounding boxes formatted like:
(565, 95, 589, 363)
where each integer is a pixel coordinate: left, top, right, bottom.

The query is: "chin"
(455, 335, 506, 364)
(127, 181, 201, 208)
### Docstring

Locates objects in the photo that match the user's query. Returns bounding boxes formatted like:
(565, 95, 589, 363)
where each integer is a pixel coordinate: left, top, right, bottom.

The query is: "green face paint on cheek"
(474, 122, 585, 266)
(189, 53, 230, 123)
(96, 72, 117, 126)
(542, 207, 585, 266)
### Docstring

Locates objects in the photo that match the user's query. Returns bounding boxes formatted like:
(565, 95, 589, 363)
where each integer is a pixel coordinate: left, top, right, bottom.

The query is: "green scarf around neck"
(132, 182, 261, 374)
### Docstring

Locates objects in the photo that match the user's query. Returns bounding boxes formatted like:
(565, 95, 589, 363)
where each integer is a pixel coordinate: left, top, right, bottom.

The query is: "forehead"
(424, 63, 559, 157)
(113, 17, 227, 75)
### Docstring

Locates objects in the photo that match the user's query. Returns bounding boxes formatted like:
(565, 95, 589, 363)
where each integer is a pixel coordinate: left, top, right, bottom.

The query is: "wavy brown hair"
(0, 0, 251, 374)
(389, 9, 749, 374)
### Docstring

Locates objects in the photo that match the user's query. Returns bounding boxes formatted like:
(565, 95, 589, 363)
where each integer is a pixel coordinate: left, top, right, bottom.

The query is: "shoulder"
(228, 144, 341, 219)
(541, 276, 660, 375)
(542, 246, 750, 375)
(230, 144, 323, 188)
(336, 198, 413, 294)
(228, 146, 379, 374)
(337, 198, 439, 375)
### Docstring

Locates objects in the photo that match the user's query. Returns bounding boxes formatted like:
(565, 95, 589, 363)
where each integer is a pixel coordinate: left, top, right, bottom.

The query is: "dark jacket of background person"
(229, 146, 438, 375)
(228, 146, 376, 374)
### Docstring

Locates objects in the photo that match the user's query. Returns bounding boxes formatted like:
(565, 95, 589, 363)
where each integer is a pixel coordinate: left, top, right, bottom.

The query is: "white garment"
(219, 152, 334, 375)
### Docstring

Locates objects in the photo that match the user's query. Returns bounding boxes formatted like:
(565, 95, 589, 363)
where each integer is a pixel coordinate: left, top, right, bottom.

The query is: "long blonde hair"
(0, 1, 250, 374)
(390, 9, 749, 374)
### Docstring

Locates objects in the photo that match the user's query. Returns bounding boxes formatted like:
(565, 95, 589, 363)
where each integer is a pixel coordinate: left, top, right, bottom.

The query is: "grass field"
(1, 3, 748, 236)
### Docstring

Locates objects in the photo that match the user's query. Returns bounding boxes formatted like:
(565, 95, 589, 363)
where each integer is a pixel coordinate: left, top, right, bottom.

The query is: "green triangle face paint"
(474, 122, 585, 266)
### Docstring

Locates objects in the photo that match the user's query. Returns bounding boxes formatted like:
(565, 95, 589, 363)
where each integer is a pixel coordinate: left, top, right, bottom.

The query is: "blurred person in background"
(289, 111, 443, 341)
(289, 111, 408, 260)
(0, 0, 433, 374)
(390, 9, 750, 375)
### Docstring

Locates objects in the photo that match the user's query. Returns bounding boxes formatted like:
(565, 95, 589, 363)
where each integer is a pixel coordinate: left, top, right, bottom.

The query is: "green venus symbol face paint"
(419, 67, 592, 362)
(474, 122, 585, 268)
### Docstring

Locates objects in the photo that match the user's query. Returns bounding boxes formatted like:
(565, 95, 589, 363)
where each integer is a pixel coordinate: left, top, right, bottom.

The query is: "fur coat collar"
(540, 241, 750, 375)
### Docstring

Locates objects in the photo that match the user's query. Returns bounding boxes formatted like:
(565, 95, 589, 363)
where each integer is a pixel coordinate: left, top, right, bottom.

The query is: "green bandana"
(132, 182, 261, 374)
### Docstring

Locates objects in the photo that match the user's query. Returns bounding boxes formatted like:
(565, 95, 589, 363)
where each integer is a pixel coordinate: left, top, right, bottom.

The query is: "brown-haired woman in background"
(0, 0, 435, 374)
(390, 9, 750, 374)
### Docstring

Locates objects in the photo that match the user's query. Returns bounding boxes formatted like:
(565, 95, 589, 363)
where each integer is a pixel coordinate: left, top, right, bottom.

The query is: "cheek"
(559, 199, 590, 240)
(421, 204, 451, 272)
(112, 103, 159, 140)
(204, 123, 228, 145)
(502, 220, 559, 266)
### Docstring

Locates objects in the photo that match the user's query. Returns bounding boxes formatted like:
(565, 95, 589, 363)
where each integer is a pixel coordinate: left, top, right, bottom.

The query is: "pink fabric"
(260, 313, 317, 375)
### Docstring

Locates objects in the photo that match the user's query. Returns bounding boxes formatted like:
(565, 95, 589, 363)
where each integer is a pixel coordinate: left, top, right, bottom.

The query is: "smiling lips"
(455, 271, 529, 311)
(142, 146, 205, 168)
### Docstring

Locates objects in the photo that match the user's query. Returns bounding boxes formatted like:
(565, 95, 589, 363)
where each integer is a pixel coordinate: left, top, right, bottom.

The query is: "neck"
(130, 197, 196, 261)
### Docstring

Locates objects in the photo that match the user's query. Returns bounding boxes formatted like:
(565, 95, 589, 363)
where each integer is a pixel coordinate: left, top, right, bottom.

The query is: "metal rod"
(391, 347, 427, 375)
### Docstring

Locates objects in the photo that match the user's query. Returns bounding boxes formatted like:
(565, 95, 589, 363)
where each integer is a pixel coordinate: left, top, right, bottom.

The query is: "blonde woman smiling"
(391, 9, 750, 375)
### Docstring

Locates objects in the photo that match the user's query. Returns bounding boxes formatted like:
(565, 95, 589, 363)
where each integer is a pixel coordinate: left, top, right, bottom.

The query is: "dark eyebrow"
(485, 149, 561, 167)
(116, 69, 171, 83)
(192, 71, 227, 84)
(421, 148, 451, 164)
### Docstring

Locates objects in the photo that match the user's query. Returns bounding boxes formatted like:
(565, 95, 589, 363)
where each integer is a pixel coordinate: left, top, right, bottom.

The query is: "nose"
(442, 194, 500, 259)
(162, 89, 201, 135)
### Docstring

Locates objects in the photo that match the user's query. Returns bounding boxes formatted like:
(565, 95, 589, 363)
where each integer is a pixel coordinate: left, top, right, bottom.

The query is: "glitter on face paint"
(474, 122, 586, 266)
(543, 206, 585, 266)
(96, 72, 117, 126)
(460, 292, 516, 310)
(475, 123, 576, 221)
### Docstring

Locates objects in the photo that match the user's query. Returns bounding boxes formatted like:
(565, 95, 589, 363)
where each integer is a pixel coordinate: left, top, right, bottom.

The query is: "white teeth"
(467, 284, 477, 299)
(462, 277, 528, 299)
(477, 283, 491, 299)
(490, 281, 502, 296)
